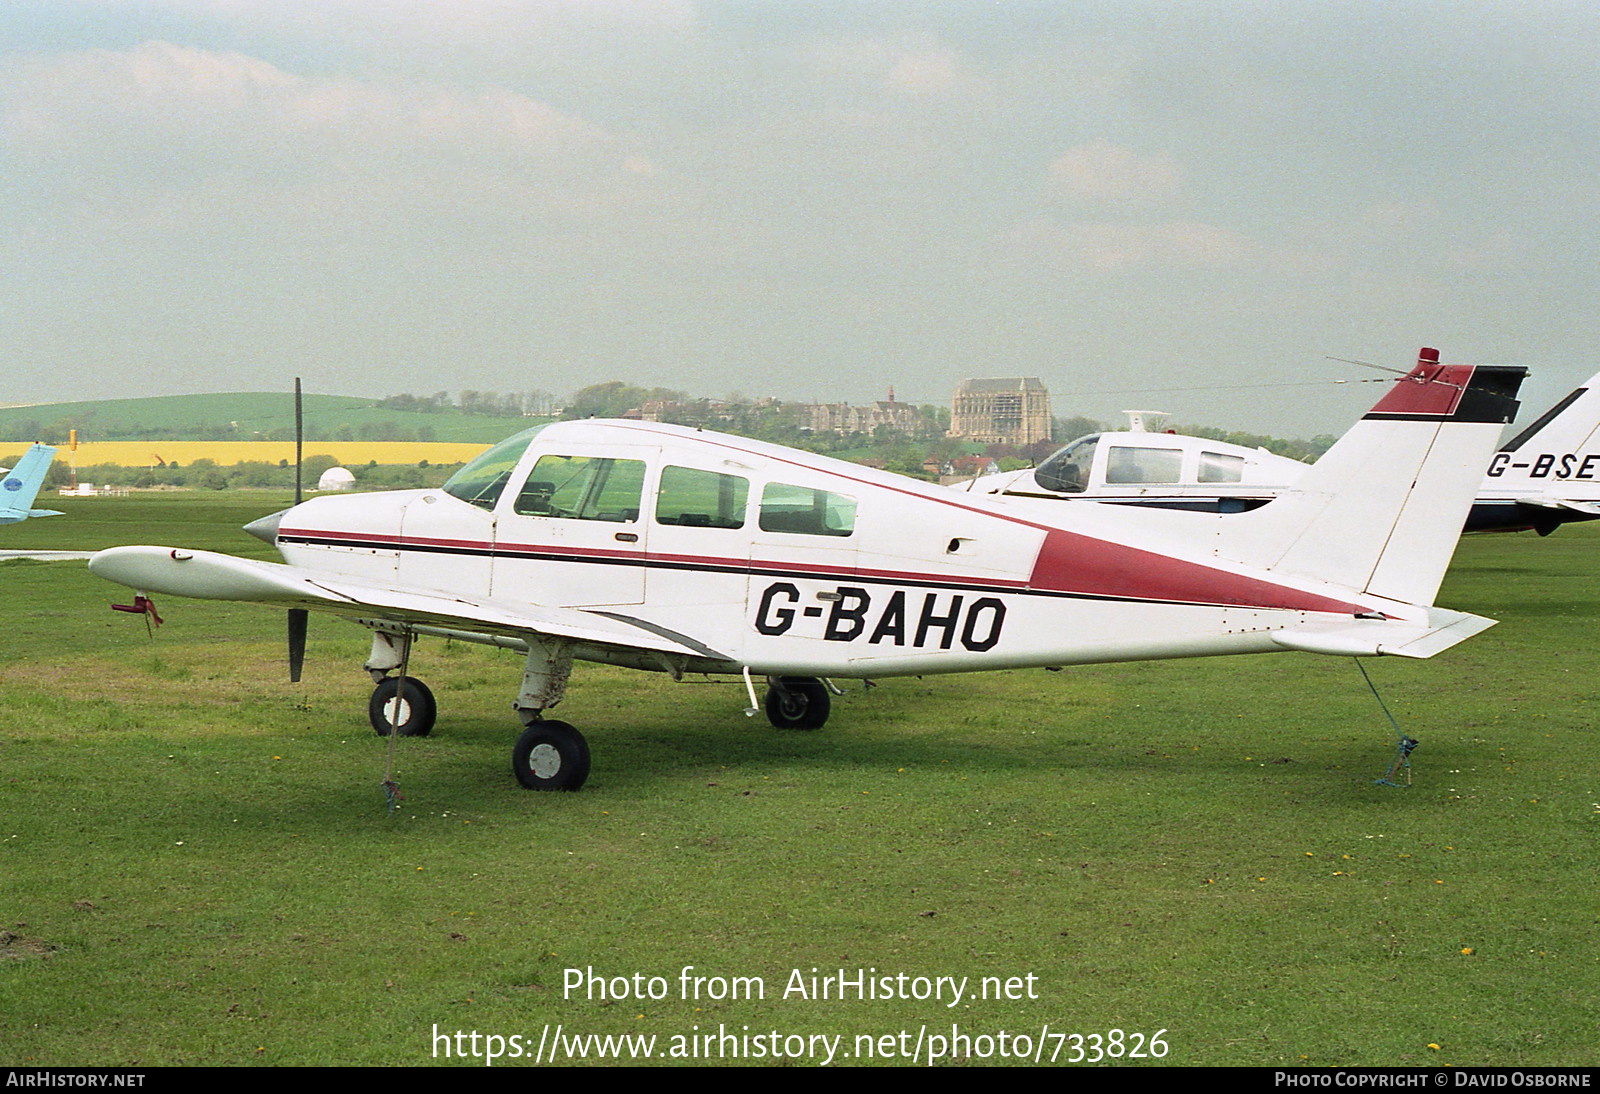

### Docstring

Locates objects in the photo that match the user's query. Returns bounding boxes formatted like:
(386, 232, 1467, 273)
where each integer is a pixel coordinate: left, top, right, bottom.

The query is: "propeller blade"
(288, 607, 308, 682)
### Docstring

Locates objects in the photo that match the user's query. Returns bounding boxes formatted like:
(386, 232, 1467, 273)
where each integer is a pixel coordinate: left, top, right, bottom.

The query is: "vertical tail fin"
(1486, 371, 1600, 487)
(1219, 349, 1524, 606)
(0, 443, 60, 524)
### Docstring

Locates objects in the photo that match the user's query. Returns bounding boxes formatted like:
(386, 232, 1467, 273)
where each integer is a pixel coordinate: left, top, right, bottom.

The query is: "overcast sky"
(3, 1, 1596, 436)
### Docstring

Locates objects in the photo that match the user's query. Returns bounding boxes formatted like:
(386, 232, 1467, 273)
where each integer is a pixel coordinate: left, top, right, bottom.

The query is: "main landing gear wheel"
(764, 677, 830, 730)
(512, 720, 590, 791)
(368, 677, 437, 737)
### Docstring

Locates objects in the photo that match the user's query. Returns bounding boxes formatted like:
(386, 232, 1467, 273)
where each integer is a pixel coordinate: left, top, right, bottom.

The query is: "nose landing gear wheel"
(764, 676, 830, 730)
(512, 720, 591, 790)
(368, 677, 437, 737)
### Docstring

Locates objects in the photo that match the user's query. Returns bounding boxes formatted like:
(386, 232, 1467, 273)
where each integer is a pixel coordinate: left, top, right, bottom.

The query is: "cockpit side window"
(1105, 446, 1182, 484)
(655, 466, 749, 529)
(441, 428, 543, 510)
(1198, 451, 1245, 484)
(1034, 435, 1098, 493)
(515, 454, 646, 522)
(758, 483, 856, 537)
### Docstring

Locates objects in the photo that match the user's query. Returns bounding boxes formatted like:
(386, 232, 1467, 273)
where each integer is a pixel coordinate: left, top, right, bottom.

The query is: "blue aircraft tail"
(0, 443, 63, 525)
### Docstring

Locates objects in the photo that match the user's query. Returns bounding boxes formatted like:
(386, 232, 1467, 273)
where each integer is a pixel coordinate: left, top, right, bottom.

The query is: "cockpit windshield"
(1033, 435, 1099, 494)
(441, 425, 548, 510)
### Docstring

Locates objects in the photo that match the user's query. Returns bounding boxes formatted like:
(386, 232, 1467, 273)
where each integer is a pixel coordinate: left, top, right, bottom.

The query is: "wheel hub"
(527, 742, 562, 779)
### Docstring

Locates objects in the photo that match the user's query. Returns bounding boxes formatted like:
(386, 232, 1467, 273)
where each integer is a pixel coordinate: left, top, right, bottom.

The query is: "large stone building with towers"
(948, 377, 1052, 445)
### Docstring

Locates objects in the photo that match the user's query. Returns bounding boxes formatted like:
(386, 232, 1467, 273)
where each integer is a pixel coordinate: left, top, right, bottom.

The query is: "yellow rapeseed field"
(66, 441, 490, 467)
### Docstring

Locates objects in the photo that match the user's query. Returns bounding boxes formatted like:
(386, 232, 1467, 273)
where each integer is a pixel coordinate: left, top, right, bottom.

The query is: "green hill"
(0, 392, 540, 445)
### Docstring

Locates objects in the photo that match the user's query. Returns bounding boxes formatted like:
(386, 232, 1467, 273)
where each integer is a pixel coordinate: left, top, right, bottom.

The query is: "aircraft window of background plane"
(654, 466, 749, 529)
(758, 482, 857, 537)
(441, 426, 545, 510)
(518, 454, 646, 522)
(1199, 451, 1246, 484)
(1034, 435, 1098, 493)
(1106, 446, 1182, 485)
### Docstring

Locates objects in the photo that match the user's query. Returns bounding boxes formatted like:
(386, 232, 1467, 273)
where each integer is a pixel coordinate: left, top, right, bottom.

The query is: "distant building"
(625, 398, 732, 423)
(802, 395, 921, 437)
(623, 388, 928, 439)
(948, 378, 1051, 445)
(936, 455, 1001, 486)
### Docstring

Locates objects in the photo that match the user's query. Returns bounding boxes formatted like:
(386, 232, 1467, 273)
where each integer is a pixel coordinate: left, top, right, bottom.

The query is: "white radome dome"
(317, 466, 356, 492)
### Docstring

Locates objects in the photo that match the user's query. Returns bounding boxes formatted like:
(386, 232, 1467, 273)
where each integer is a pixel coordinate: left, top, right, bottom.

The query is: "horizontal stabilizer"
(88, 545, 725, 661)
(0, 508, 62, 523)
(1517, 498, 1600, 516)
(1269, 607, 1496, 660)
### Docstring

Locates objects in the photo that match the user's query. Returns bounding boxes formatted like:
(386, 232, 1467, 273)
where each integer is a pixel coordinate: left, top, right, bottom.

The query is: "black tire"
(512, 720, 590, 791)
(763, 677, 830, 730)
(368, 676, 437, 737)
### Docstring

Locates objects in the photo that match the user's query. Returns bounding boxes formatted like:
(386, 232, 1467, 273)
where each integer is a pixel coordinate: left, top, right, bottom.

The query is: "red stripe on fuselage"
(284, 525, 1363, 613)
(1028, 529, 1364, 614)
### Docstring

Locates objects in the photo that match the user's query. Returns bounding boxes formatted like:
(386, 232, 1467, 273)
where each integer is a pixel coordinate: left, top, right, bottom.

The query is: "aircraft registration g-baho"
(90, 350, 1522, 792)
(0, 443, 62, 526)
(967, 352, 1600, 537)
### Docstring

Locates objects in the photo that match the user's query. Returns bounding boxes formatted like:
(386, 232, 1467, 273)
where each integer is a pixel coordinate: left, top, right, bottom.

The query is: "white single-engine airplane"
(90, 350, 1522, 791)
(966, 355, 1599, 536)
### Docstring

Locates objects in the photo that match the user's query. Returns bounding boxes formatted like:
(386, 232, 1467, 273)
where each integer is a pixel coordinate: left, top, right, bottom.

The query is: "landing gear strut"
(764, 676, 830, 730)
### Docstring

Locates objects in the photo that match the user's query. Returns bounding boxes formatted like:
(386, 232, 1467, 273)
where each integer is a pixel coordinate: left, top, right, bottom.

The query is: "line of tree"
(375, 390, 556, 417)
(51, 457, 463, 492)
(9, 380, 1337, 489)
(5, 415, 445, 444)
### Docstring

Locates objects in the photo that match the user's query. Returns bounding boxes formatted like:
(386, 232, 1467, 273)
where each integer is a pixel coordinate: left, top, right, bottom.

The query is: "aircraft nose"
(243, 509, 287, 544)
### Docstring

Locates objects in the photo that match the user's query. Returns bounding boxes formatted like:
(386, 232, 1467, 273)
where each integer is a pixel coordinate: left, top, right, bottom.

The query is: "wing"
(87, 545, 729, 662)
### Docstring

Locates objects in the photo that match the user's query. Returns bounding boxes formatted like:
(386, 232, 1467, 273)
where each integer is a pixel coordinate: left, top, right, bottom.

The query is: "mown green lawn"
(1, 494, 1596, 1066)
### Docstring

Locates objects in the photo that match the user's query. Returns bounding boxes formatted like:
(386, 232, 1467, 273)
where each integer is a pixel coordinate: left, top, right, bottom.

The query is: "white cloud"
(1047, 140, 1183, 204)
(76, 0, 698, 37)
(802, 33, 988, 103)
(2, 40, 633, 174)
(1010, 218, 1258, 273)
(884, 48, 966, 97)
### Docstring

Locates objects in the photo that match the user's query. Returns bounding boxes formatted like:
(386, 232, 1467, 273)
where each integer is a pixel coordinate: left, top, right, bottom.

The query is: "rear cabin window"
(758, 483, 856, 537)
(1105, 446, 1182, 485)
(1198, 451, 1245, 484)
(513, 455, 646, 522)
(655, 466, 749, 529)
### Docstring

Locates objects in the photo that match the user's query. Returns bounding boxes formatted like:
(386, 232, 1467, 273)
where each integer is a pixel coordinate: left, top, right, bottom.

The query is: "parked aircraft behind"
(0, 443, 62, 526)
(89, 350, 1522, 792)
(965, 360, 1600, 536)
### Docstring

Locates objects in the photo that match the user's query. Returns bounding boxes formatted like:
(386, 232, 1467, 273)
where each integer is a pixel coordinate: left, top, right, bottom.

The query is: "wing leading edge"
(87, 545, 727, 661)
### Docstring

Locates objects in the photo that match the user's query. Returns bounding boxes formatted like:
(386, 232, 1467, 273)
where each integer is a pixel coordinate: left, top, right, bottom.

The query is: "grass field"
(1, 494, 1596, 1067)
